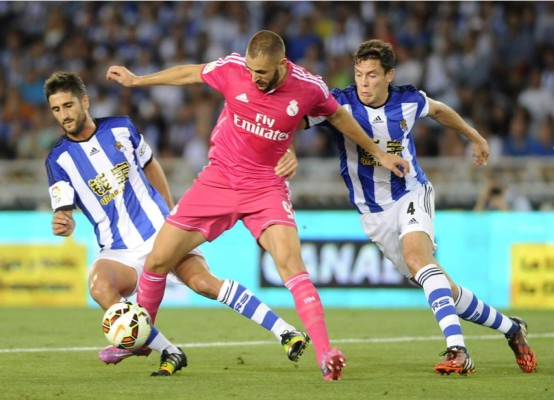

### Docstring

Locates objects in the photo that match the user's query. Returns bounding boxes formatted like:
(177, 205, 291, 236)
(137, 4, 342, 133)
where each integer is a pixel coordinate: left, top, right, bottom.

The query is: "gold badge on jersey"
(400, 119, 409, 132)
(115, 141, 126, 152)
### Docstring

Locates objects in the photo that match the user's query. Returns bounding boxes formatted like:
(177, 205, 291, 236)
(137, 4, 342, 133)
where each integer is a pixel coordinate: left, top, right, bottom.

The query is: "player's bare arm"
(296, 119, 308, 131)
(106, 64, 205, 87)
(327, 106, 410, 177)
(52, 210, 75, 237)
(274, 147, 298, 179)
(427, 97, 489, 166)
(143, 158, 175, 209)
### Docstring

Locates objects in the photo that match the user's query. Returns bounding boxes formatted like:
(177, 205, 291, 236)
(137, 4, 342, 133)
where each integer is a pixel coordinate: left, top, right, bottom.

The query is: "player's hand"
(275, 149, 298, 179)
(106, 66, 138, 87)
(471, 136, 490, 166)
(52, 211, 75, 237)
(379, 153, 410, 178)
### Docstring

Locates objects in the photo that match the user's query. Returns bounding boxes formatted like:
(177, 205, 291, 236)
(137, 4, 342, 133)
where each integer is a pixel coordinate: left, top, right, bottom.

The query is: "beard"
(259, 68, 281, 92)
(64, 113, 87, 137)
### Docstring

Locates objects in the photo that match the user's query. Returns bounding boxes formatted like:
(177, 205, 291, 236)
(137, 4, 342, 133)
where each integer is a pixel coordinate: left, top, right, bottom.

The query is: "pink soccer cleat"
(320, 348, 346, 381)
(99, 345, 152, 365)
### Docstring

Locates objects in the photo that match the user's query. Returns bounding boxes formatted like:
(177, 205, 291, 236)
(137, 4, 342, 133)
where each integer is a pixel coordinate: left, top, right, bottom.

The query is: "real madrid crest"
(286, 100, 299, 116)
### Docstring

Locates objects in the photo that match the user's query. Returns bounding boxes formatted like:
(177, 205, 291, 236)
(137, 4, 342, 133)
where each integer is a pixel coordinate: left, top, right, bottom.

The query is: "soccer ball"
(102, 301, 152, 349)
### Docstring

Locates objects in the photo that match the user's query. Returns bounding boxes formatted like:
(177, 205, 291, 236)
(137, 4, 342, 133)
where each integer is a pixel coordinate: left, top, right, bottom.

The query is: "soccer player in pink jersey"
(45, 71, 312, 377)
(107, 30, 410, 381)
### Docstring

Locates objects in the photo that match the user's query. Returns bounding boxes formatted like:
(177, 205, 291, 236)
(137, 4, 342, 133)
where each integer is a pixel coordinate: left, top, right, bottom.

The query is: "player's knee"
(89, 280, 119, 307)
(403, 249, 441, 278)
(145, 252, 172, 274)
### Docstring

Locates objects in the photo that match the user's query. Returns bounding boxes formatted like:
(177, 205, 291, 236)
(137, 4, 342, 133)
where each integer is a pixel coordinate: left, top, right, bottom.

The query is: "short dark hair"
(353, 40, 395, 73)
(246, 30, 285, 59)
(44, 71, 87, 101)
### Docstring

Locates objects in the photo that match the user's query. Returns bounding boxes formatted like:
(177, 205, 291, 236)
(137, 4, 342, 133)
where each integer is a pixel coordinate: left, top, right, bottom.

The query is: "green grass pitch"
(0, 308, 552, 399)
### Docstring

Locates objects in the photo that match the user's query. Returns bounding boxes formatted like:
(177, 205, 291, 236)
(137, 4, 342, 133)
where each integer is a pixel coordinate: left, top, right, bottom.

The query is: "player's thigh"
(402, 231, 437, 270)
(241, 186, 297, 240)
(360, 212, 411, 278)
(397, 184, 436, 262)
(244, 186, 301, 264)
(147, 222, 207, 271)
(258, 224, 301, 257)
(167, 170, 240, 242)
(397, 184, 436, 242)
(89, 258, 138, 298)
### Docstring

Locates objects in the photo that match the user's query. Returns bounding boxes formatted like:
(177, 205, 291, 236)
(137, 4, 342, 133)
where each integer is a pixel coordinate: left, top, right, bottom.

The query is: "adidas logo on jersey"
(372, 115, 384, 124)
(235, 93, 249, 103)
(89, 147, 100, 156)
(408, 218, 418, 225)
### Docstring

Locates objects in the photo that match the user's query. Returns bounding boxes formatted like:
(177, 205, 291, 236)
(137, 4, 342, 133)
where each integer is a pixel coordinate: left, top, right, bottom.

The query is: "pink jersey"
(200, 53, 338, 189)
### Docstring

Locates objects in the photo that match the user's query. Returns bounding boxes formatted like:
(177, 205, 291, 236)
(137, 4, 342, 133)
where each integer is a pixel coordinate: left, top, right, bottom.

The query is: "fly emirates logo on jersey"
(233, 113, 290, 141)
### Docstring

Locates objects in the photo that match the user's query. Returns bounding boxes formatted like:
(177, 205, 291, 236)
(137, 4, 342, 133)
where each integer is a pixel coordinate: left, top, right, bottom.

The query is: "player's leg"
(258, 224, 346, 380)
(403, 232, 465, 350)
(138, 175, 222, 324)
(90, 258, 181, 368)
(403, 231, 474, 375)
(453, 285, 537, 372)
(369, 184, 473, 375)
(138, 223, 206, 323)
(399, 186, 474, 375)
(173, 253, 310, 361)
(88, 258, 137, 310)
(145, 176, 243, 376)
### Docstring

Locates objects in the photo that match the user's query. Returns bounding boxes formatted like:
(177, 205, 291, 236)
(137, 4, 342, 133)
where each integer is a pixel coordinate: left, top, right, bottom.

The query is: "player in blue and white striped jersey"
(306, 40, 536, 375)
(44, 71, 309, 376)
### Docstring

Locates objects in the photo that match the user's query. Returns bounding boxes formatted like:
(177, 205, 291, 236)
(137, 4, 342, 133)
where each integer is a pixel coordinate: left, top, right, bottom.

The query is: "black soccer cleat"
(151, 347, 188, 376)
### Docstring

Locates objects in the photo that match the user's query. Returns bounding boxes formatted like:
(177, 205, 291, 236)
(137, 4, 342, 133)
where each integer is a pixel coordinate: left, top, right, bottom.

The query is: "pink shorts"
(167, 166, 297, 241)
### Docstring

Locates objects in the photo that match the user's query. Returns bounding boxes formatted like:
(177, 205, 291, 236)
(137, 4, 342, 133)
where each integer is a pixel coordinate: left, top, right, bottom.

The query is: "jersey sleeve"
(200, 53, 238, 93)
(126, 118, 153, 168)
(134, 135, 154, 168)
(306, 87, 341, 128)
(45, 157, 75, 211)
(307, 80, 339, 117)
(416, 90, 430, 119)
(306, 115, 327, 128)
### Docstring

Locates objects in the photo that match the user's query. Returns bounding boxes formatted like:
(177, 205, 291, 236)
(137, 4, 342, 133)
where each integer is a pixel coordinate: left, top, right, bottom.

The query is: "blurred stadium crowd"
(0, 1, 553, 209)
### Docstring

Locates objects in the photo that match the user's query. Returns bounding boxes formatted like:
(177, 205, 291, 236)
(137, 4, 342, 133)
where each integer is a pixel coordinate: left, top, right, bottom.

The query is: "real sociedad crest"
(400, 119, 409, 132)
(115, 141, 126, 152)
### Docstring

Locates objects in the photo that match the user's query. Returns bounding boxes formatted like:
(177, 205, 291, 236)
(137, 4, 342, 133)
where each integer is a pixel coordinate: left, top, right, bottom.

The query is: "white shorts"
(360, 183, 436, 279)
(95, 234, 204, 296)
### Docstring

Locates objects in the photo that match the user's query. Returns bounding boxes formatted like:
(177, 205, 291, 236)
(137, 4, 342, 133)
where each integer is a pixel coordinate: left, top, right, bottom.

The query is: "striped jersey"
(309, 84, 429, 213)
(200, 53, 338, 190)
(45, 116, 169, 250)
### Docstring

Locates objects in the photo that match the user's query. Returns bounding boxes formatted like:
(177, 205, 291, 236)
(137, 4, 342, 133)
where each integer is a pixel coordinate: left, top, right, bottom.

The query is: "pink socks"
(137, 270, 167, 323)
(285, 272, 330, 363)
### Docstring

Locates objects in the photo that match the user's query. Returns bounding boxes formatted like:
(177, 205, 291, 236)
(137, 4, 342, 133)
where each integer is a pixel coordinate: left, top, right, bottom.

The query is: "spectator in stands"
(286, 16, 322, 62)
(533, 117, 554, 156)
(517, 67, 554, 137)
(541, 49, 554, 98)
(474, 170, 532, 211)
(0, 1, 551, 164)
(503, 107, 541, 156)
(1, 1, 554, 211)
